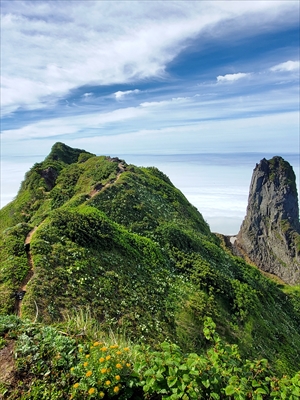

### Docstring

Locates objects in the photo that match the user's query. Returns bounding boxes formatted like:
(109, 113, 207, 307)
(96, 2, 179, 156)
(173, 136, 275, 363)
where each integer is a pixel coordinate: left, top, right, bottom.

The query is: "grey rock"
(236, 156, 300, 284)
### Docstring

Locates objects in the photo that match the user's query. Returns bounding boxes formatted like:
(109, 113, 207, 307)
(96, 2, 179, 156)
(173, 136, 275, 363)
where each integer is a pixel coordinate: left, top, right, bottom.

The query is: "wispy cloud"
(114, 89, 141, 100)
(1, 1, 298, 115)
(270, 60, 300, 72)
(217, 73, 250, 83)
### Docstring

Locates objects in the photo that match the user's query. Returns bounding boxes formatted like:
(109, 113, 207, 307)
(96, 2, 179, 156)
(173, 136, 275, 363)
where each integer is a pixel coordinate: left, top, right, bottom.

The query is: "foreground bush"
(69, 318, 300, 399)
(1, 315, 299, 399)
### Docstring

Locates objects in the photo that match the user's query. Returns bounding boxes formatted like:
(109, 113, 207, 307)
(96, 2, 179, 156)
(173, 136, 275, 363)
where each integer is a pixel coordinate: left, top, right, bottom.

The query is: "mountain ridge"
(1, 142, 300, 375)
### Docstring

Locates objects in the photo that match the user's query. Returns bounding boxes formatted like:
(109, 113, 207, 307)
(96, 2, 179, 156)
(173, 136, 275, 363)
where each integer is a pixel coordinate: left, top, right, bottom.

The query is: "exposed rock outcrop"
(236, 156, 300, 285)
(40, 166, 58, 191)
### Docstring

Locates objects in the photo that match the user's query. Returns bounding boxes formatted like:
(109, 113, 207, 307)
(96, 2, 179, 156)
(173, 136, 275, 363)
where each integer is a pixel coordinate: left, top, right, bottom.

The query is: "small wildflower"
(79, 348, 83, 353)
(99, 357, 105, 363)
(126, 363, 131, 368)
(105, 380, 111, 386)
(106, 355, 111, 361)
(115, 375, 121, 381)
(116, 363, 122, 369)
(100, 347, 107, 352)
(86, 354, 90, 358)
(73, 383, 79, 388)
(94, 341, 100, 346)
(88, 388, 96, 395)
(99, 392, 105, 398)
(123, 347, 129, 351)
(116, 350, 122, 355)
(86, 370, 93, 377)
(70, 367, 74, 372)
(101, 368, 107, 374)
(113, 386, 120, 393)
(84, 362, 88, 367)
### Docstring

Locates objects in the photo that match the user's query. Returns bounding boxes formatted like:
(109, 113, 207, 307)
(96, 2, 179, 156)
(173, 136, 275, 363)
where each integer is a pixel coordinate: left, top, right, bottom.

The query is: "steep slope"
(1, 144, 300, 374)
(236, 156, 300, 285)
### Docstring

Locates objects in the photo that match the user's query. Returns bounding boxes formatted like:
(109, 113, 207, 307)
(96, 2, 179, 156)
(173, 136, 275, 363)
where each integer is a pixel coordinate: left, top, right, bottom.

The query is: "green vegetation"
(0, 143, 300, 398)
(1, 315, 299, 399)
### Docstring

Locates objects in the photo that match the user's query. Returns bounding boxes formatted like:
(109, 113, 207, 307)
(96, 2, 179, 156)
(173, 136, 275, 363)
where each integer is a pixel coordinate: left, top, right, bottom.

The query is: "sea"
(1, 153, 299, 236)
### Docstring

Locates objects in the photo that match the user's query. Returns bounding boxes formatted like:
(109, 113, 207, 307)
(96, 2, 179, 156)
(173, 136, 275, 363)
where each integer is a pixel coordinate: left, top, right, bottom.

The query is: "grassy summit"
(1, 143, 300, 377)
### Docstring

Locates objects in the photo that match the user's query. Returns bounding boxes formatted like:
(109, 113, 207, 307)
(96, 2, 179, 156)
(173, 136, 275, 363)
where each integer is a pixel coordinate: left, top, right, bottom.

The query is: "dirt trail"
(25, 226, 38, 245)
(15, 227, 37, 317)
(89, 161, 126, 198)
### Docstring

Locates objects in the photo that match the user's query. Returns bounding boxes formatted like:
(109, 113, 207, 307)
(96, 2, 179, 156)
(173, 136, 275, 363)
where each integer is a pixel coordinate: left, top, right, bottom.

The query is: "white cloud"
(140, 97, 189, 108)
(1, 1, 298, 115)
(82, 92, 93, 97)
(1, 107, 147, 140)
(270, 60, 300, 72)
(114, 89, 140, 100)
(217, 73, 250, 83)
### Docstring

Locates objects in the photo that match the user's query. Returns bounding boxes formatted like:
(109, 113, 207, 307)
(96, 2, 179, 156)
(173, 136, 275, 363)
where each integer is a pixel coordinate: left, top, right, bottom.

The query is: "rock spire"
(236, 156, 300, 284)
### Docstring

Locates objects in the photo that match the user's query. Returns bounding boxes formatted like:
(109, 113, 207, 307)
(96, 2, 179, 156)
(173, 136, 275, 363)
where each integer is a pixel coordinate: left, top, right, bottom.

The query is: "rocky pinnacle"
(236, 156, 300, 284)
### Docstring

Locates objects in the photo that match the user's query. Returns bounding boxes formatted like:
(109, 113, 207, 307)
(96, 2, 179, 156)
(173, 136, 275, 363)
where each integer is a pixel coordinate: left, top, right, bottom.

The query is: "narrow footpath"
(15, 227, 37, 317)
(89, 160, 126, 198)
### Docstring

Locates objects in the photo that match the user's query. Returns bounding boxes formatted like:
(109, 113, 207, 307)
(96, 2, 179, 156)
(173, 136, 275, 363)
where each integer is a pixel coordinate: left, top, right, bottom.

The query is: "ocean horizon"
(1, 152, 299, 236)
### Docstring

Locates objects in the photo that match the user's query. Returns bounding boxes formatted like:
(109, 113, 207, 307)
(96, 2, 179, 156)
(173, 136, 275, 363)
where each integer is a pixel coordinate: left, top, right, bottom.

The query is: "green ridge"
(1, 143, 300, 380)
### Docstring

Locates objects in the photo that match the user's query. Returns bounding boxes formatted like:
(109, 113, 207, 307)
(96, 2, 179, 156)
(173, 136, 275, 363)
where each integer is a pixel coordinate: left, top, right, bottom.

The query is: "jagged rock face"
(40, 167, 58, 191)
(237, 156, 300, 285)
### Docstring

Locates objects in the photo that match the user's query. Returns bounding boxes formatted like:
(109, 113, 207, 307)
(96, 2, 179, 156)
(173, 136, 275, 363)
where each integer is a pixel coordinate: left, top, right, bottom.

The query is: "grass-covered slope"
(1, 142, 300, 376)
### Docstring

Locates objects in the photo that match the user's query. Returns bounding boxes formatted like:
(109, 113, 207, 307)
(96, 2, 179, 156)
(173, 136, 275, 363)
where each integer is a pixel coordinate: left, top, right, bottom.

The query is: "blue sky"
(1, 1, 299, 233)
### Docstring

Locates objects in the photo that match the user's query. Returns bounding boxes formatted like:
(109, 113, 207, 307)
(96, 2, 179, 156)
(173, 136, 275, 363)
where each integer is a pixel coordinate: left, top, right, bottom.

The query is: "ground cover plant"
(0, 315, 299, 399)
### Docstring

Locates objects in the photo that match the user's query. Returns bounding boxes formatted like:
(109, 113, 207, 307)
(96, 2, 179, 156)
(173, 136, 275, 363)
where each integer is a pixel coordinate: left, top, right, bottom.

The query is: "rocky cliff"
(236, 156, 300, 285)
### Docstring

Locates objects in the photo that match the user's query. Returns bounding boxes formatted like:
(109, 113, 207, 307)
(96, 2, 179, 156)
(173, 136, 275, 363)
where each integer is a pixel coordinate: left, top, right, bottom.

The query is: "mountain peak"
(236, 156, 300, 284)
(46, 142, 95, 165)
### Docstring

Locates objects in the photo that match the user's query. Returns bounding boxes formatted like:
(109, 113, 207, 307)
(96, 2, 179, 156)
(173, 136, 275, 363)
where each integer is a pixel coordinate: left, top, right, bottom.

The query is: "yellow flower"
(86, 354, 90, 358)
(116, 363, 122, 369)
(126, 363, 131, 368)
(101, 368, 107, 374)
(79, 348, 83, 353)
(123, 347, 129, 351)
(99, 392, 105, 398)
(100, 347, 107, 352)
(105, 355, 111, 361)
(94, 341, 100, 347)
(73, 383, 79, 388)
(88, 388, 96, 395)
(105, 380, 111, 386)
(115, 375, 121, 381)
(113, 386, 120, 393)
(116, 350, 122, 355)
(86, 370, 93, 377)
(70, 367, 74, 371)
(99, 357, 105, 363)
(84, 362, 88, 367)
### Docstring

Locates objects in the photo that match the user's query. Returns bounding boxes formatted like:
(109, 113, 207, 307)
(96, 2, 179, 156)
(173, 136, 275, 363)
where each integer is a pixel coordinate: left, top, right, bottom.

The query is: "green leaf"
(255, 387, 268, 394)
(202, 379, 210, 388)
(225, 385, 235, 395)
